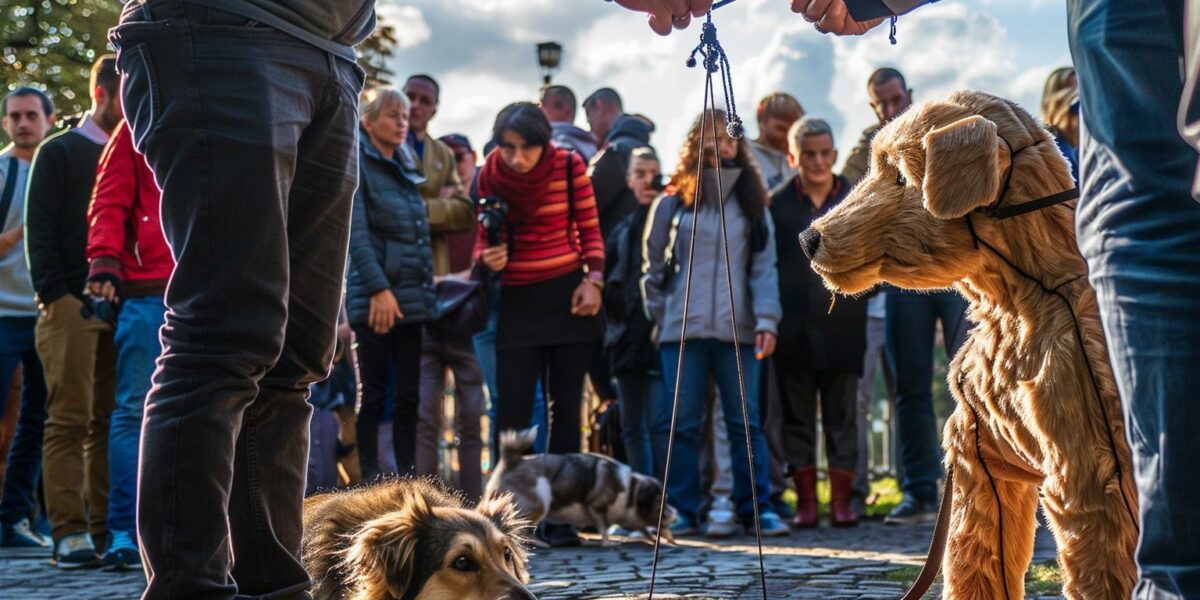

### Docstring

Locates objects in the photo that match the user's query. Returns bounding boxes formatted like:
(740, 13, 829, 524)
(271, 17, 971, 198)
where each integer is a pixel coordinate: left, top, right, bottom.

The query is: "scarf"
(477, 145, 562, 222)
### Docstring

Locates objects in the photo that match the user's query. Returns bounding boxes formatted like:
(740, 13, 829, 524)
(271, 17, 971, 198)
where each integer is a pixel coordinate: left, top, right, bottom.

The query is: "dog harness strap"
(983, 135, 1079, 220)
(900, 467, 955, 600)
(986, 186, 1080, 219)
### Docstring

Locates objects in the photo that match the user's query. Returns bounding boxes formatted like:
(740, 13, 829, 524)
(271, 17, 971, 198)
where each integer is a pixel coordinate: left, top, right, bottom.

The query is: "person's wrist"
(583, 275, 604, 290)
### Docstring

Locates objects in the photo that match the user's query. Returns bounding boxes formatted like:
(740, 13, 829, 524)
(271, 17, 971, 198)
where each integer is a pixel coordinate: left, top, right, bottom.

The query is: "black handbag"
(428, 268, 490, 338)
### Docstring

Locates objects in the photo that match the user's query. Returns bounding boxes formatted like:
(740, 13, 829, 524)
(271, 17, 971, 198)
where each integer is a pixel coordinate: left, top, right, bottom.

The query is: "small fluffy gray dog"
(486, 427, 676, 546)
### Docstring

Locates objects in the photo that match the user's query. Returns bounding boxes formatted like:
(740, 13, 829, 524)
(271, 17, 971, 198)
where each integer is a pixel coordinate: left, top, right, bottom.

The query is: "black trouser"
(111, 2, 363, 598)
(496, 343, 592, 455)
(775, 355, 858, 472)
(355, 322, 423, 480)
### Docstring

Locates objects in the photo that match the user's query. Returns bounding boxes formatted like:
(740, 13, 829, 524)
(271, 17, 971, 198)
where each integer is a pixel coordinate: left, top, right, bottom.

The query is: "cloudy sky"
(380, 0, 1072, 172)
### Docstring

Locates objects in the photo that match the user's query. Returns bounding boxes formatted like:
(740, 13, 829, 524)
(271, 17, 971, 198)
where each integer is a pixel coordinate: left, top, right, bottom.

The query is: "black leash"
(649, 11, 768, 600)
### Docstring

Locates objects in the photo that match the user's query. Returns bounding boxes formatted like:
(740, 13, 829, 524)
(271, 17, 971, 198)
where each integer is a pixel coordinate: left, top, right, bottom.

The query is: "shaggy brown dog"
(803, 90, 1138, 599)
(302, 478, 535, 600)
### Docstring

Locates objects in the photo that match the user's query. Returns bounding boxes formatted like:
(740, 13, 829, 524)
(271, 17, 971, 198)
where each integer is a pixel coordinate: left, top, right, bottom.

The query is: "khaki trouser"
(35, 295, 116, 542)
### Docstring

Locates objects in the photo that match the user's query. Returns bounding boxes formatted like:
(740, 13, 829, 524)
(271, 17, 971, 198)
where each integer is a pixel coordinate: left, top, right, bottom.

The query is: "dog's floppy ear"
(477, 493, 531, 581)
(340, 493, 431, 599)
(922, 115, 1004, 219)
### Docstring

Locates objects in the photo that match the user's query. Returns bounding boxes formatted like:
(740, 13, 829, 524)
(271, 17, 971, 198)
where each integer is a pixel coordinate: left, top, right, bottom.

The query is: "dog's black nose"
(506, 585, 538, 600)
(799, 228, 822, 259)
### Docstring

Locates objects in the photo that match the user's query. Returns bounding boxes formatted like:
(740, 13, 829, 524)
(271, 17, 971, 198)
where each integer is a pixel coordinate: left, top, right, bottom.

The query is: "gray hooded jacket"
(640, 168, 781, 345)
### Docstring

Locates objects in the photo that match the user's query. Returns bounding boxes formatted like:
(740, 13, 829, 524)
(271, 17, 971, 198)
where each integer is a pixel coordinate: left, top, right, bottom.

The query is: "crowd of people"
(0, 48, 1088, 566)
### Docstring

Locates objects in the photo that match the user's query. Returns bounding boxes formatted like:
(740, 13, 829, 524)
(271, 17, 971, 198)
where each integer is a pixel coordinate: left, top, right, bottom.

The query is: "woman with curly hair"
(641, 109, 788, 538)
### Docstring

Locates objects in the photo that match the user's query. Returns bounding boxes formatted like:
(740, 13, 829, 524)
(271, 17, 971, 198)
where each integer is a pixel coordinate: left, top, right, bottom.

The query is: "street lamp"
(537, 41, 563, 85)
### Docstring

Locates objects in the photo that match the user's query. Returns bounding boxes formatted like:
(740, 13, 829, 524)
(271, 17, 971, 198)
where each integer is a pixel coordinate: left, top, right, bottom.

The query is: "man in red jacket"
(85, 120, 173, 571)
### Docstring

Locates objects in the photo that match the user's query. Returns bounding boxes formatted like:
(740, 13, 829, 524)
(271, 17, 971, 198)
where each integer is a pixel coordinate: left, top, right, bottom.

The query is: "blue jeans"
(1070, 0, 1200, 596)
(657, 341, 771, 523)
(112, 2, 363, 597)
(885, 289, 968, 502)
(0, 317, 46, 526)
(616, 372, 662, 477)
(107, 296, 163, 537)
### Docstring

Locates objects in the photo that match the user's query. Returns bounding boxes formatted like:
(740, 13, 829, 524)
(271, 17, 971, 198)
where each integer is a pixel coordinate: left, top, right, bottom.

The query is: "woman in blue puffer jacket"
(347, 87, 438, 480)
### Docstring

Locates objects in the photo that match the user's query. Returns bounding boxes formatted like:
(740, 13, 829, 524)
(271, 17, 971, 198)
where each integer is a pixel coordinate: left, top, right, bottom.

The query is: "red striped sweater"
(477, 148, 605, 286)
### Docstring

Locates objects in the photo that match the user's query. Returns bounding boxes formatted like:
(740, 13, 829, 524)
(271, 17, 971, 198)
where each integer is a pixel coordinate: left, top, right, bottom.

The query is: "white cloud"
(379, 5, 431, 49)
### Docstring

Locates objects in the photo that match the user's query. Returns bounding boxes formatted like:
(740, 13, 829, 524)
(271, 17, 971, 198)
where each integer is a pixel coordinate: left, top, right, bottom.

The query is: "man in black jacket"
(769, 117, 867, 529)
(108, 1, 372, 596)
(25, 56, 122, 569)
(603, 147, 664, 478)
(588, 112, 656, 238)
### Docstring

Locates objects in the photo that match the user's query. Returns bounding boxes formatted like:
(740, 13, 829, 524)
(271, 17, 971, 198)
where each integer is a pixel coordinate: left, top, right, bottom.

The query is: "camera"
(477, 195, 509, 247)
(79, 296, 118, 326)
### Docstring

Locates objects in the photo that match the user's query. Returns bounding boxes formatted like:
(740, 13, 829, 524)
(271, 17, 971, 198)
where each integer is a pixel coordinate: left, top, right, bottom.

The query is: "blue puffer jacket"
(346, 137, 437, 329)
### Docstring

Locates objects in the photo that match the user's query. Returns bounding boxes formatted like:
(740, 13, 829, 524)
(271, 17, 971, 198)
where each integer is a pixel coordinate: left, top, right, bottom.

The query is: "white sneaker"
(705, 496, 741, 538)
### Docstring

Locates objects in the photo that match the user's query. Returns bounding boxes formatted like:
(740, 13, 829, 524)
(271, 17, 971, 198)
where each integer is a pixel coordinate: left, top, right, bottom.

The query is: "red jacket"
(87, 121, 173, 296)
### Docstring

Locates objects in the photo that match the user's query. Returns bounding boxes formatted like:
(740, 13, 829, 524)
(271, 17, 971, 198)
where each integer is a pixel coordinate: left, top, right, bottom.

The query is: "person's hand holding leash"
(791, 0, 887, 35)
(613, 0, 714, 35)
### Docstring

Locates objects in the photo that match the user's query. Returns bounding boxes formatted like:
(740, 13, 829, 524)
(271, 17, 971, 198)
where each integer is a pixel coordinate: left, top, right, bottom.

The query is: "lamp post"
(537, 41, 563, 85)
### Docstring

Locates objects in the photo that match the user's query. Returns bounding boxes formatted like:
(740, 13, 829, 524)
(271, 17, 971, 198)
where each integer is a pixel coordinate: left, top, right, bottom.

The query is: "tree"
(357, 15, 397, 90)
(2, 0, 121, 145)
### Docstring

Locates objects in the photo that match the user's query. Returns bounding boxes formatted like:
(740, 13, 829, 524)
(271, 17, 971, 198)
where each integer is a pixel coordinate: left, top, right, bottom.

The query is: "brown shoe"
(790, 466, 818, 528)
(829, 468, 859, 527)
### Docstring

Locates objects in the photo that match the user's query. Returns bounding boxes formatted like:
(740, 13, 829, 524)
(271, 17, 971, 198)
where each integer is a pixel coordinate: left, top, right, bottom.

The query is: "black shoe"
(540, 523, 582, 548)
(770, 493, 795, 520)
(884, 494, 938, 525)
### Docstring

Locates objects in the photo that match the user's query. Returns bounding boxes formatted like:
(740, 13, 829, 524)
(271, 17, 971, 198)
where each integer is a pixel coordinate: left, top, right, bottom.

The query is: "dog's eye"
(452, 555, 478, 572)
(504, 547, 513, 563)
(896, 171, 908, 186)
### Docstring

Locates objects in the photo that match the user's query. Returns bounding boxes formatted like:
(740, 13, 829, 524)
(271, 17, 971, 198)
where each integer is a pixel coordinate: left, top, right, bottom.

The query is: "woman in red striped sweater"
(477, 102, 604, 544)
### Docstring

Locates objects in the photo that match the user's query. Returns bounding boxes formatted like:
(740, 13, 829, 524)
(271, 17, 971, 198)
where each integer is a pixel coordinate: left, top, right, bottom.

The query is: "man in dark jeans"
(0, 87, 55, 549)
(108, 1, 371, 597)
(883, 289, 966, 524)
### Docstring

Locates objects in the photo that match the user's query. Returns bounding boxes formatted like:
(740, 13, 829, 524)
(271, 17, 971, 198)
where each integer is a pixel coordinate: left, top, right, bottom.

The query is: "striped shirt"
(479, 149, 605, 286)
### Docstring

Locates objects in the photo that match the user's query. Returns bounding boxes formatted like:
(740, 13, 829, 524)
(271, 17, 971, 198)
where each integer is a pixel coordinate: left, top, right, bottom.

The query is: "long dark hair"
(492, 102, 552, 148)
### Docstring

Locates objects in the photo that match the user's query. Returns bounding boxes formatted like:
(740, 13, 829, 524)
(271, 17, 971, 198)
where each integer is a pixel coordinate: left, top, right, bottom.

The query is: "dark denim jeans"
(884, 289, 968, 503)
(615, 371, 662, 477)
(354, 322, 423, 480)
(107, 296, 164, 537)
(0, 317, 46, 526)
(111, 2, 363, 597)
(657, 341, 771, 524)
(1070, 0, 1200, 596)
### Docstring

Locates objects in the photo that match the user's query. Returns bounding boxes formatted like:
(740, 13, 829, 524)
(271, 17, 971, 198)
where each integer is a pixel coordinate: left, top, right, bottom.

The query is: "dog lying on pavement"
(486, 427, 676, 547)
(302, 478, 535, 600)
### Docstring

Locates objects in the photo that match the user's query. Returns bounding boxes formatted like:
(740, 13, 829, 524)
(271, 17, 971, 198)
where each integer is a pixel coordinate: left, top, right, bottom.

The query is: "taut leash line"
(649, 10, 768, 600)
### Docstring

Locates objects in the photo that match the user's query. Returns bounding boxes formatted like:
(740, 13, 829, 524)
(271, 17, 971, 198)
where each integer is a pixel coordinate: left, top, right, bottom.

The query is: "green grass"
(883, 562, 1063, 596)
(778, 476, 904, 518)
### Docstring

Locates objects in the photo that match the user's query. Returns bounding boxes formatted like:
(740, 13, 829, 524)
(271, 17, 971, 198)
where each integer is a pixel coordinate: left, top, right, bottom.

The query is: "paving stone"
(0, 521, 1061, 599)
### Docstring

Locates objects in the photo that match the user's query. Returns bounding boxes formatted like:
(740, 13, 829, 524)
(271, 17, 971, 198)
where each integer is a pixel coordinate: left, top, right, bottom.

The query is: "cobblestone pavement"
(0, 521, 1059, 599)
